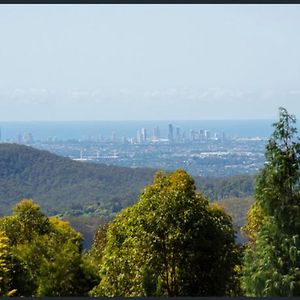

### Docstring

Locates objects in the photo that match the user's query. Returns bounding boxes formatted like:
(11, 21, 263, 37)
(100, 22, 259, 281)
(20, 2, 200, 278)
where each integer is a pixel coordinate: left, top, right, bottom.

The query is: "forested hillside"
(0, 144, 255, 216)
(196, 175, 254, 200)
(0, 144, 157, 216)
(0, 143, 255, 247)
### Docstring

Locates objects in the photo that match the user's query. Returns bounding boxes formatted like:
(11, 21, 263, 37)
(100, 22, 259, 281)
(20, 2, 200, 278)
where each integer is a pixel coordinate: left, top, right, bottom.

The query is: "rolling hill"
(0, 143, 255, 247)
(0, 143, 157, 216)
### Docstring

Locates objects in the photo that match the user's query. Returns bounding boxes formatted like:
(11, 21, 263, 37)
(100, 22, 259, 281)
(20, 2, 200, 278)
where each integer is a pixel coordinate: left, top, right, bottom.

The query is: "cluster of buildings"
(0, 123, 226, 146)
(122, 124, 226, 145)
(0, 129, 34, 144)
(17, 132, 34, 144)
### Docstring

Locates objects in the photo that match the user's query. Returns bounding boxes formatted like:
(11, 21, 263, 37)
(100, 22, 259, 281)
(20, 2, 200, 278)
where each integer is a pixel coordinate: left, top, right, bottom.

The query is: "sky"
(0, 4, 300, 121)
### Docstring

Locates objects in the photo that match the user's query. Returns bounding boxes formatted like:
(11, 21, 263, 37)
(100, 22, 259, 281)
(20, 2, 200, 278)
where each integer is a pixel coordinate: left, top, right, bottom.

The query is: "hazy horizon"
(0, 118, 277, 122)
(1, 5, 300, 121)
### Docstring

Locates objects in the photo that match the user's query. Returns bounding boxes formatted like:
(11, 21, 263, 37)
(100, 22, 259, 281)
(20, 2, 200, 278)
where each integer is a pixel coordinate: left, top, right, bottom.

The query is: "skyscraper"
(176, 127, 181, 141)
(136, 130, 141, 143)
(153, 126, 160, 140)
(23, 132, 34, 144)
(111, 131, 117, 143)
(168, 124, 174, 141)
(190, 129, 196, 141)
(199, 129, 205, 141)
(222, 131, 226, 141)
(204, 130, 211, 140)
(141, 128, 147, 142)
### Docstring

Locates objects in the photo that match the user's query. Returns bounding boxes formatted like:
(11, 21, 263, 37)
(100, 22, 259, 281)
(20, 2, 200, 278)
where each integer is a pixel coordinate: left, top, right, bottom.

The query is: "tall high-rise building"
(23, 132, 34, 144)
(199, 129, 205, 141)
(136, 130, 141, 143)
(190, 129, 196, 141)
(204, 130, 211, 140)
(0, 127, 2, 142)
(222, 131, 226, 141)
(141, 128, 147, 142)
(176, 127, 181, 141)
(168, 124, 174, 141)
(153, 126, 160, 140)
(111, 131, 117, 143)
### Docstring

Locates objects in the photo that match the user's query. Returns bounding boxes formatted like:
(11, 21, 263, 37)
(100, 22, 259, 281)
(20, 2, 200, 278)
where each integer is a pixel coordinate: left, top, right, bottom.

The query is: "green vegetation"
(242, 108, 300, 296)
(90, 170, 241, 296)
(218, 196, 254, 228)
(196, 175, 254, 200)
(0, 173, 242, 297)
(0, 143, 156, 216)
(2, 108, 300, 296)
(0, 143, 255, 247)
(0, 199, 98, 296)
(0, 143, 254, 219)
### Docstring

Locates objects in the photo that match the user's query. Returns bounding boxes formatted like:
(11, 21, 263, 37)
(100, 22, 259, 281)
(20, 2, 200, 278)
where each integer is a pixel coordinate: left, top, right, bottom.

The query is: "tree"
(242, 201, 265, 246)
(88, 223, 109, 264)
(90, 169, 240, 296)
(0, 199, 97, 296)
(0, 199, 51, 245)
(242, 107, 300, 296)
(0, 231, 16, 296)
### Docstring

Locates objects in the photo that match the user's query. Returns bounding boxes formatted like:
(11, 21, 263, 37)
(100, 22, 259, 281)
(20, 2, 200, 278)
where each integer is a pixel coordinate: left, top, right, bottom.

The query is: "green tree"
(88, 223, 109, 264)
(90, 169, 240, 296)
(242, 107, 300, 296)
(242, 201, 265, 246)
(0, 231, 16, 296)
(0, 199, 97, 296)
(0, 199, 51, 245)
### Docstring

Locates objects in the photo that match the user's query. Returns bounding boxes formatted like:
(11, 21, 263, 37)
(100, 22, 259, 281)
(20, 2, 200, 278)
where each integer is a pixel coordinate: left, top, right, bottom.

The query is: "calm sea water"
(0, 120, 278, 141)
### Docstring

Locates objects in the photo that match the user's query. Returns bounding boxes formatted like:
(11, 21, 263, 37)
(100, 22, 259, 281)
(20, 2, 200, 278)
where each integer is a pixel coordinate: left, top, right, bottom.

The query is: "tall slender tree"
(242, 107, 300, 296)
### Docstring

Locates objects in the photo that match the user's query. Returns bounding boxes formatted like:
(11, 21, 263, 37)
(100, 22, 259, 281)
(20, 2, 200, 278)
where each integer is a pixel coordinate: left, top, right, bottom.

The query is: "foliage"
(218, 196, 254, 229)
(195, 174, 255, 200)
(65, 215, 109, 249)
(0, 200, 98, 296)
(0, 231, 16, 296)
(241, 201, 265, 246)
(88, 223, 109, 264)
(90, 169, 240, 297)
(0, 143, 254, 218)
(0, 199, 51, 245)
(0, 143, 157, 216)
(0, 144, 255, 249)
(242, 107, 300, 296)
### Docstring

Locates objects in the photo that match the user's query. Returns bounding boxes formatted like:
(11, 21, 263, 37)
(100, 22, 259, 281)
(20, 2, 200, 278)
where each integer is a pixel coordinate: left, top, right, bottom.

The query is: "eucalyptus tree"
(91, 169, 240, 296)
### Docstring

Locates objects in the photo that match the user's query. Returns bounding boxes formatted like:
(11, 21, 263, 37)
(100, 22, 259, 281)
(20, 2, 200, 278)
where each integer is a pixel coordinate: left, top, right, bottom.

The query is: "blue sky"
(0, 4, 300, 121)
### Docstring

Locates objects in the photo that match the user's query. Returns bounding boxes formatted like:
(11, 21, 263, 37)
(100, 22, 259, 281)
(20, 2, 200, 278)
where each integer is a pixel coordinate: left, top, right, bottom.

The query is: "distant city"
(0, 122, 268, 177)
(0, 123, 264, 144)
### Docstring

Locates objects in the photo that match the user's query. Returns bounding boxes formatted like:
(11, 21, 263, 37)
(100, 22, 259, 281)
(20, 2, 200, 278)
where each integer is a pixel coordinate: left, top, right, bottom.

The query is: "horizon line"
(0, 119, 277, 123)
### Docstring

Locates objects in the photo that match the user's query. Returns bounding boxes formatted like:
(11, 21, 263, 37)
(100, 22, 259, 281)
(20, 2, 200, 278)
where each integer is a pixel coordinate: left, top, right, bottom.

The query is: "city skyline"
(1, 122, 228, 143)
